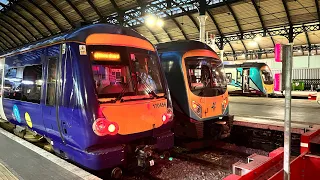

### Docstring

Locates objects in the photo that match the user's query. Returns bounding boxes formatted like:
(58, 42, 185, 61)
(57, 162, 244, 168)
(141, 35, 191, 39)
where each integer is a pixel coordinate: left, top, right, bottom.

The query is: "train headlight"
(92, 118, 119, 136)
(192, 101, 202, 118)
(222, 98, 228, 113)
(162, 108, 174, 124)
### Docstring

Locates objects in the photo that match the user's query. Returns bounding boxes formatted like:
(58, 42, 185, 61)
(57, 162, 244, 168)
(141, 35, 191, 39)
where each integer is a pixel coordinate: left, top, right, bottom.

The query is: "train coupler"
(135, 145, 156, 168)
(213, 115, 234, 139)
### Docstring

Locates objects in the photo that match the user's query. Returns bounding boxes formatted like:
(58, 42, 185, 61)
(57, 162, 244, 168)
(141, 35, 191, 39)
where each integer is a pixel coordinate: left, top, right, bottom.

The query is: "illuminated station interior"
(0, 0, 319, 179)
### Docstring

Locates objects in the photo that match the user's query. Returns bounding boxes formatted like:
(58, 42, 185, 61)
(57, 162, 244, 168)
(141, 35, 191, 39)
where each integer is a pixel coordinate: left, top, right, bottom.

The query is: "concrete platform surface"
(0, 128, 101, 180)
(0, 160, 18, 180)
(229, 96, 320, 125)
(273, 91, 317, 98)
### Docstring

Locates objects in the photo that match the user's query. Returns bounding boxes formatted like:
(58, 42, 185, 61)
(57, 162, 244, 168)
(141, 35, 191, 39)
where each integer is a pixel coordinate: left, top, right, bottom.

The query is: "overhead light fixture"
(145, 15, 156, 27)
(241, 54, 246, 58)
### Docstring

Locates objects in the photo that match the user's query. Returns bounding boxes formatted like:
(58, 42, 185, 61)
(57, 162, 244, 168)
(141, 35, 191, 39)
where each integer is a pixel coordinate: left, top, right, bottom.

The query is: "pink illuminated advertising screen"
(274, 44, 282, 62)
(274, 73, 281, 91)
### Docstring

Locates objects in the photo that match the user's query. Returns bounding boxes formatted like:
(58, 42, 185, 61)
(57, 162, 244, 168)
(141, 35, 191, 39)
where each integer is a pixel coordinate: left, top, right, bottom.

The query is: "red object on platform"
(308, 93, 317, 100)
(224, 129, 320, 180)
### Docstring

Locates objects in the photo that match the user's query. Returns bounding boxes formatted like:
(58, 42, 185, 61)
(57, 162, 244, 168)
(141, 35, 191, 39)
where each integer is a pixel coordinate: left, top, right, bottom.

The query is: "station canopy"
(0, 0, 319, 60)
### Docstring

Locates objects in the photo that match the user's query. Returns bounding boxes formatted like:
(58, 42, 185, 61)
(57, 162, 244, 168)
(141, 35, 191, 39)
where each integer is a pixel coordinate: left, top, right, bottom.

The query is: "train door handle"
(62, 122, 67, 134)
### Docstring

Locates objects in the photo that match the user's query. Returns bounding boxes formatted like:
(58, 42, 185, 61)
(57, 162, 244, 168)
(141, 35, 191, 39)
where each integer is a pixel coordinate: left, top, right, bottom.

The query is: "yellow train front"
(157, 40, 233, 140)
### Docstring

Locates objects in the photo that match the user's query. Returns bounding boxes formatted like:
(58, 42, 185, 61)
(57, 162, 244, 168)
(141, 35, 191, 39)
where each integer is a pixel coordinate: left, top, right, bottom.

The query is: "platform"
(273, 91, 317, 98)
(0, 128, 100, 180)
(229, 96, 320, 125)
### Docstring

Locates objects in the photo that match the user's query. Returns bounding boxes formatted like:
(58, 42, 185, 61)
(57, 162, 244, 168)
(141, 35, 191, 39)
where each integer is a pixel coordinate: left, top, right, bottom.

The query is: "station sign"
(274, 43, 282, 62)
(274, 73, 281, 91)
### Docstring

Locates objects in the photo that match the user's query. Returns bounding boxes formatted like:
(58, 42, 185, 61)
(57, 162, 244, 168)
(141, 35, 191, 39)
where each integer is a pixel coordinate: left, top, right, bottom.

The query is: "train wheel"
(111, 167, 122, 179)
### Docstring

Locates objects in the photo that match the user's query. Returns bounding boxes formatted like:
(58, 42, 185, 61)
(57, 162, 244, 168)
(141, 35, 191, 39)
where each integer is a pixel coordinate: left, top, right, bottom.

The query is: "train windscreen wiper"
(136, 73, 162, 99)
(114, 76, 134, 102)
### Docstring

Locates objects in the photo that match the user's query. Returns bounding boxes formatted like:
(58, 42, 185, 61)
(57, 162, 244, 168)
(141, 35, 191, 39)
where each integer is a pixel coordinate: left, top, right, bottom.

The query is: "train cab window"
(185, 57, 227, 97)
(4, 68, 23, 100)
(261, 66, 273, 85)
(89, 46, 165, 100)
(131, 53, 164, 94)
(92, 64, 135, 97)
(21, 65, 42, 104)
(46, 57, 57, 106)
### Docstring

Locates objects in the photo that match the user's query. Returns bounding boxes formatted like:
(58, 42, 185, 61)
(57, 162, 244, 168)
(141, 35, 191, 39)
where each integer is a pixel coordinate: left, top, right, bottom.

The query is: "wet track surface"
(229, 96, 320, 124)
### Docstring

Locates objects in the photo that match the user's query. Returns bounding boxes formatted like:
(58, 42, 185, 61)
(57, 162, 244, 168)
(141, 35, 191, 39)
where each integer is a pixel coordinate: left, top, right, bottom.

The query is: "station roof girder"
(0, 0, 318, 60)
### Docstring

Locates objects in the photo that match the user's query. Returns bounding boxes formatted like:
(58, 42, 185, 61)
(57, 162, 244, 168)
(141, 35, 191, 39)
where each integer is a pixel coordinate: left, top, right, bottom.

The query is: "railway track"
(172, 152, 231, 172)
(170, 142, 263, 174)
(0, 122, 282, 180)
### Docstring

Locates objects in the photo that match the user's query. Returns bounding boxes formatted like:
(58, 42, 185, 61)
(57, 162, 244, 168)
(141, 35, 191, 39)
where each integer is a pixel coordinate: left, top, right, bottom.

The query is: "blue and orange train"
(157, 40, 233, 141)
(0, 23, 174, 176)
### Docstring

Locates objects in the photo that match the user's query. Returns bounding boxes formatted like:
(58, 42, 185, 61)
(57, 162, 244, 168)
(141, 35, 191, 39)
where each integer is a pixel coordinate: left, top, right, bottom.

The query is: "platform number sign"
(275, 44, 293, 91)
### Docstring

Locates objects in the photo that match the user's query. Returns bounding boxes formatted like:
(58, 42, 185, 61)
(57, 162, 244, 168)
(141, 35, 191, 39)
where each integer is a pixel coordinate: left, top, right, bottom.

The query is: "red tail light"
(162, 108, 174, 124)
(92, 118, 119, 136)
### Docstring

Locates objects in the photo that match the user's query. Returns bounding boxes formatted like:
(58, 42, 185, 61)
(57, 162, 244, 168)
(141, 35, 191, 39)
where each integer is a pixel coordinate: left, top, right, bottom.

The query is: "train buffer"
(224, 128, 320, 180)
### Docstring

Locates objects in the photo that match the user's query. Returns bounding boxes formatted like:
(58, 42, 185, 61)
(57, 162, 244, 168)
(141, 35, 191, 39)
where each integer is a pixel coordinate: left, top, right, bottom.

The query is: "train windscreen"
(261, 65, 273, 85)
(90, 46, 165, 100)
(185, 57, 227, 97)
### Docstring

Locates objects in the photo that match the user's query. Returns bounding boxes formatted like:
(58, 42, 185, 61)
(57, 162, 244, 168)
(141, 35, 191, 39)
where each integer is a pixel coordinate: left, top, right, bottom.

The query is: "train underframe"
(0, 120, 174, 178)
(173, 110, 234, 142)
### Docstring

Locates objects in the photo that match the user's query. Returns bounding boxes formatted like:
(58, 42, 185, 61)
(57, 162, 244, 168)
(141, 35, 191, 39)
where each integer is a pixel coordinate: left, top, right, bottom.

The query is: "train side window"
(21, 65, 42, 104)
(46, 57, 57, 106)
(4, 68, 23, 100)
(236, 70, 241, 83)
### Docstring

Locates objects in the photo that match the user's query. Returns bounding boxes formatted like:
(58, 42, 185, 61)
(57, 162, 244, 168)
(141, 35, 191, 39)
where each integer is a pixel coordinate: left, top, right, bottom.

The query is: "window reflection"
(4, 65, 42, 104)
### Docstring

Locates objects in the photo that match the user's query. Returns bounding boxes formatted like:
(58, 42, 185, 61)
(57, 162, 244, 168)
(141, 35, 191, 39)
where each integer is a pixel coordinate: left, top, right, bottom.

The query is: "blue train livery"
(0, 23, 174, 174)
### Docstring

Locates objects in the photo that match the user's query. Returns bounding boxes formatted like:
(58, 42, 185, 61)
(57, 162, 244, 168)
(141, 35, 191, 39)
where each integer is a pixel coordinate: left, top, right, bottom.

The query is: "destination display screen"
(91, 51, 121, 61)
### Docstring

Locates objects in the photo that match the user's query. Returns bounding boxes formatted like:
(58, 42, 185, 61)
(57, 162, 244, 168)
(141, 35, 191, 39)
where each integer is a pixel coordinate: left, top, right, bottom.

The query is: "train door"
(0, 58, 6, 121)
(242, 68, 250, 93)
(42, 56, 65, 143)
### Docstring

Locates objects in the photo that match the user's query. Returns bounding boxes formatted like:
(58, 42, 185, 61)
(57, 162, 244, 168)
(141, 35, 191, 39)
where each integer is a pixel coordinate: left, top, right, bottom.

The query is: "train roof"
(224, 62, 268, 68)
(0, 23, 148, 57)
(156, 40, 215, 54)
